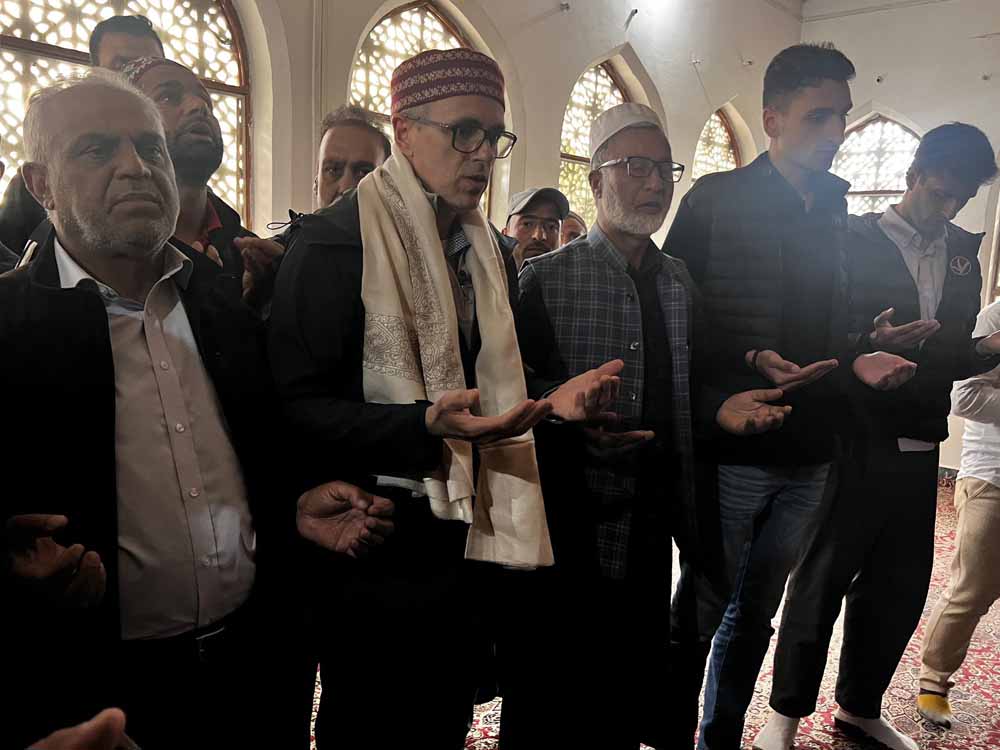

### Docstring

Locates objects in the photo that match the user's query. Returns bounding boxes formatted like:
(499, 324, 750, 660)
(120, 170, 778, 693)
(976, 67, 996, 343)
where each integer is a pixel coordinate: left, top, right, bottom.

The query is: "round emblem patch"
(950, 255, 972, 276)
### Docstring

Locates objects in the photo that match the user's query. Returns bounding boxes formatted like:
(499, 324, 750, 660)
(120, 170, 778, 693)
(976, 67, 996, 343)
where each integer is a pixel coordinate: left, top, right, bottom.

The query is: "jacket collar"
(588, 222, 664, 277)
(751, 151, 851, 204)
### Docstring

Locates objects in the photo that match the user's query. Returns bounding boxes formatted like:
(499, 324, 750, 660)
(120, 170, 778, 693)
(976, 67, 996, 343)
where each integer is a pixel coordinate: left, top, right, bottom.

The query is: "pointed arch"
(691, 108, 743, 181)
(557, 62, 629, 229)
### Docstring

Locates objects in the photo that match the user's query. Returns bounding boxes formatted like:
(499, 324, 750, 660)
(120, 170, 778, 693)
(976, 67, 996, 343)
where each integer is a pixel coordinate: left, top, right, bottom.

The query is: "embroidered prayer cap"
(390, 48, 505, 117)
(589, 102, 665, 159)
(506, 187, 570, 223)
(120, 56, 188, 86)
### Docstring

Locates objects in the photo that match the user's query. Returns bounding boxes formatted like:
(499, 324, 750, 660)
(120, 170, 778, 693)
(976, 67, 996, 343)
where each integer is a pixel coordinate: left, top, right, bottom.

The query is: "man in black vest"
(666, 43, 920, 749)
(756, 123, 1000, 750)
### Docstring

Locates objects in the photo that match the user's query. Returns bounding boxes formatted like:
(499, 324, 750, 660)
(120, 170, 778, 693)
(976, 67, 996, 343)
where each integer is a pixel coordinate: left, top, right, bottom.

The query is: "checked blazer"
(518, 225, 698, 580)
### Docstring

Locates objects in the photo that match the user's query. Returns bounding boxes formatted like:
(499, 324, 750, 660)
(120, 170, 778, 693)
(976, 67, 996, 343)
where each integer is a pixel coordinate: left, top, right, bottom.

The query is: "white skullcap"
(589, 102, 665, 159)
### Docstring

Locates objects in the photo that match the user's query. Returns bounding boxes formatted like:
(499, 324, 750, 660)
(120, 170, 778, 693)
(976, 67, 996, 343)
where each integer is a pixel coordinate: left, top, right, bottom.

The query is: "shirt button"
(175, 423, 186, 433)
(629, 341, 640, 351)
(189, 487, 201, 498)
(160, 361, 170, 370)
(629, 392, 638, 401)
(201, 556, 211, 567)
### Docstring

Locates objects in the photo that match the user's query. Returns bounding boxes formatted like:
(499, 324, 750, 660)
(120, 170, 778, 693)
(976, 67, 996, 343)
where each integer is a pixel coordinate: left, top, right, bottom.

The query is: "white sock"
(753, 711, 800, 750)
(835, 708, 919, 750)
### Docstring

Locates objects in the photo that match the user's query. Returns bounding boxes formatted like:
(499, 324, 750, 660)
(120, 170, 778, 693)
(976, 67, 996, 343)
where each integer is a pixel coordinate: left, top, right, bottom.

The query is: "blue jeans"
(697, 463, 832, 750)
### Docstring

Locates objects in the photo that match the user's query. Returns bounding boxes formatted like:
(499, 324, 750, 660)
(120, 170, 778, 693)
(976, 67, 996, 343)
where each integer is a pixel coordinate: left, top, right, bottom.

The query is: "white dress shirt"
(55, 240, 256, 640)
(953, 301, 1000, 489)
(878, 206, 948, 453)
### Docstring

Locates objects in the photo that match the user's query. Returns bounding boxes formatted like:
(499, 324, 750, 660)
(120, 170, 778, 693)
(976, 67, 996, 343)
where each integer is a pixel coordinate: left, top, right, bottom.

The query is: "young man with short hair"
(89, 14, 165, 70)
(667, 43, 919, 749)
(757, 123, 1000, 750)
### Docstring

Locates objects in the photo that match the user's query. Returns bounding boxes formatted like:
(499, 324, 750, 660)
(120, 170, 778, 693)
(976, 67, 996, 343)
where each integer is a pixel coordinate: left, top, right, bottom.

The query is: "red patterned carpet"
(315, 479, 1000, 749)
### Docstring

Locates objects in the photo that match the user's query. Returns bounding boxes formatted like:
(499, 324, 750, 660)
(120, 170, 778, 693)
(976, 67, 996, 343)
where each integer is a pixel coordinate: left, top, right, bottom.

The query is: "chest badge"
(950, 256, 972, 277)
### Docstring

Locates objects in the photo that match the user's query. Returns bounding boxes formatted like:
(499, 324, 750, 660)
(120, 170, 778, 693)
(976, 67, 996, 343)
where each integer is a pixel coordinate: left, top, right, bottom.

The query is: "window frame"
(837, 114, 921, 213)
(690, 108, 742, 181)
(558, 61, 631, 171)
(0, 0, 253, 225)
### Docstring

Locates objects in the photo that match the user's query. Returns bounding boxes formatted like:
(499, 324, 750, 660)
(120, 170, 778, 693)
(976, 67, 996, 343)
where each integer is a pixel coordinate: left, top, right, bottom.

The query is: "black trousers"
(111, 598, 300, 750)
(769, 439, 939, 718)
(313, 496, 478, 750)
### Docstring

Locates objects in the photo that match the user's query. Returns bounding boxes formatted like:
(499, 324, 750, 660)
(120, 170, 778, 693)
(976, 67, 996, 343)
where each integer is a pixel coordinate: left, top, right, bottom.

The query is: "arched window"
(350, 2, 466, 126)
(0, 0, 250, 221)
(559, 63, 627, 228)
(691, 109, 741, 181)
(349, 3, 499, 212)
(832, 115, 921, 215)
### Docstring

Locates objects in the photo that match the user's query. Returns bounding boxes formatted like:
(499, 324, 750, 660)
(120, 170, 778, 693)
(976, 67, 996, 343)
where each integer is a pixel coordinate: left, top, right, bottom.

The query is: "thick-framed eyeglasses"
(403, 114, 517, 158)
(595, 156, 686, 183)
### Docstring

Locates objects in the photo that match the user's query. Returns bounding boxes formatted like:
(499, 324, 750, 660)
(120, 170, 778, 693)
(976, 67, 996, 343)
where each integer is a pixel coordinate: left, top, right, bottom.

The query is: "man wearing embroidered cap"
(516, 100, 795, 747)
(502, 186, 569, 268)
(269, 48, 624, 748)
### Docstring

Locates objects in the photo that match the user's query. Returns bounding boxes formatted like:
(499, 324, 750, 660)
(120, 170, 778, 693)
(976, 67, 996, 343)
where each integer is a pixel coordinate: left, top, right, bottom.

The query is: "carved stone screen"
(833, 116, 920, 215)
(691, 110, 739, 181)
(350, 3, 464, 120)
(558, 63, 626, 229)
(0, 0, 249, 220)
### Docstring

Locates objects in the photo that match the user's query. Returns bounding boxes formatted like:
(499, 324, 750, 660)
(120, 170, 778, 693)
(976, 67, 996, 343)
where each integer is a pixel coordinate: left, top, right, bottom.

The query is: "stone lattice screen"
(0, 0, 248, 219)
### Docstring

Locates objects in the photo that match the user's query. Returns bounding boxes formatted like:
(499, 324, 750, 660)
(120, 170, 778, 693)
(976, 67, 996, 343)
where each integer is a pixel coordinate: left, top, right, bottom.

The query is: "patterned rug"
(315, 479, 1000, 749)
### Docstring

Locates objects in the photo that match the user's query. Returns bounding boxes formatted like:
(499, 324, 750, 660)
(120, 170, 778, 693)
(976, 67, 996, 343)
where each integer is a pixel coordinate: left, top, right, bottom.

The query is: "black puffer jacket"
(845, 212, 999, 443)
(666, 152, 853, 466)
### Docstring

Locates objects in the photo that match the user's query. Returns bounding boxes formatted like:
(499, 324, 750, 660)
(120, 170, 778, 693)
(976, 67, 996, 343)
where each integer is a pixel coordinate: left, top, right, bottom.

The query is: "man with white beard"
(515, 102, 794, 748)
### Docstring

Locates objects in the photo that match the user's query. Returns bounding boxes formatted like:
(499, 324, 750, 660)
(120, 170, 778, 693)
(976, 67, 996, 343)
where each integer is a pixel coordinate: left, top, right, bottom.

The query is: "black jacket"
(0, 169, 45, 256)
(0, 239, 16, 274)
(845, 213, 999, 443)
(0, 233, 284, 742)
(666, 153, 853, 466)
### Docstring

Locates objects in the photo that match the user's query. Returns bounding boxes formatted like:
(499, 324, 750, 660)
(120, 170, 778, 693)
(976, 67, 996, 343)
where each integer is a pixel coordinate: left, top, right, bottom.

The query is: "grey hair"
(23, 69, 162, 165)
(590, 122, 663, 170)
(320, 104, 391, 159)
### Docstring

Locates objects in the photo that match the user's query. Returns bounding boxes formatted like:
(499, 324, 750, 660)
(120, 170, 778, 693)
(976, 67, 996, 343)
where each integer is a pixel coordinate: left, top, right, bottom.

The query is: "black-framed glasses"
(403, 114, 517, 158)
(595, 156, 686, 183)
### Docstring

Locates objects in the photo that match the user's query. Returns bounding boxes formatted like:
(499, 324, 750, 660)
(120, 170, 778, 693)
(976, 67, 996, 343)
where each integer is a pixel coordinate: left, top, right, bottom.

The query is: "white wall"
(241, 0, 803, 224)
(804, 0, 1000, 468)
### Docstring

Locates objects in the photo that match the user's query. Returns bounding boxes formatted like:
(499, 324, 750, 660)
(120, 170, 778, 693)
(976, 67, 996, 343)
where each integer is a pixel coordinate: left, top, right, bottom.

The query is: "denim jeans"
(697, 462, 832, 750)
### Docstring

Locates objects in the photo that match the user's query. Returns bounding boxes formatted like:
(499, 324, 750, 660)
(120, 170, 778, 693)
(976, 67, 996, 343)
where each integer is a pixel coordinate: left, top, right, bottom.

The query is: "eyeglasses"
(403, 115, 517, 158)
(594, 156, 686, 183)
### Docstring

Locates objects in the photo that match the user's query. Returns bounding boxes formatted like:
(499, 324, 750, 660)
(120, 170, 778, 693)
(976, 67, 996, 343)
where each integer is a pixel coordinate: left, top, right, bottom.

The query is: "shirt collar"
(588, 222, 663, 276)
(54, 237, 193, 298)
(196, 196, 224, 248)
(879, 205, 947, 255)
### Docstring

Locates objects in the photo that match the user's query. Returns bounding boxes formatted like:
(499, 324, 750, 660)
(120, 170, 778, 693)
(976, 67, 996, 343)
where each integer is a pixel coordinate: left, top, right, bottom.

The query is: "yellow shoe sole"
(917, 693, 953, 729)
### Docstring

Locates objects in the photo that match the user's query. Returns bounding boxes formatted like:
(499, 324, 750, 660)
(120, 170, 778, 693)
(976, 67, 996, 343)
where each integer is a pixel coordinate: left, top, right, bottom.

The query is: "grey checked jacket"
(518, 225, 699, 580)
